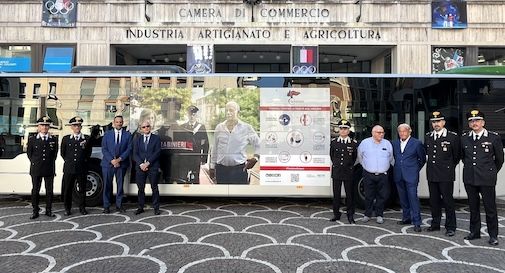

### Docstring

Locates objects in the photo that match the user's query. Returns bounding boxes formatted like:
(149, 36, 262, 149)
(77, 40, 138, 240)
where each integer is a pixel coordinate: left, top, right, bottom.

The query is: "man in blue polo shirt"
(357, 125, 394, 224)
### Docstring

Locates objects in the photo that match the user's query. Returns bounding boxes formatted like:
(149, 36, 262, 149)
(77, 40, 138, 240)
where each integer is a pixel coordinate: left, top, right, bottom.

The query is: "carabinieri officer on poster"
(330, 119, 358, 224)
(424, 111, 460, 236)
(461, 109, 504, 246)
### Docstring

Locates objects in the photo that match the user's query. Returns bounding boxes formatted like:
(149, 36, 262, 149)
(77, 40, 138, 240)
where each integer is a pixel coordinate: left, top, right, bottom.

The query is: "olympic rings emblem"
(45, 0, 75, 15)
(291, 65, 316, 74)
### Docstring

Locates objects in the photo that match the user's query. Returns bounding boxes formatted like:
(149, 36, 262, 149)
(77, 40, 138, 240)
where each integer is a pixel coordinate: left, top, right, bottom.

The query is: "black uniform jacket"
(461, 129, 504, 186)
(27, 134, 58, 176)
(425, 129, 460, 182)
(61, 134, 92, 174)
(330, 137, 358, 181)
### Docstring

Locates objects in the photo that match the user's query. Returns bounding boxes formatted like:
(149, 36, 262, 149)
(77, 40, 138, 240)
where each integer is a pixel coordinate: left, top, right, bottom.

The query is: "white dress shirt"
(400, 136, 411, 153)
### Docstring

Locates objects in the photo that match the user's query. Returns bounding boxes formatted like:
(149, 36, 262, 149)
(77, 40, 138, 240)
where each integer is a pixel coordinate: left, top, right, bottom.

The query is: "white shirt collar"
(143, 133, 152, 138)
(471, 129, 487, 138)
(72, 133, 82, 139)
(431, 128, 447, 137)
(337, 136, 351, 143)
(37, 133, 50, 139)
(400, 136, 411, 144)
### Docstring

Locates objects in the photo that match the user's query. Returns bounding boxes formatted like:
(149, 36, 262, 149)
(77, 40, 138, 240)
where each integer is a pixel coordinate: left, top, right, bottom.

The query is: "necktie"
(475, 135, 480, 141)
(434, 133, 439, 141)
(44, 136, 47, 141)
(116, 131, 120, 145)
(75, 135, 79, 141)
(144, 136, 149, 150)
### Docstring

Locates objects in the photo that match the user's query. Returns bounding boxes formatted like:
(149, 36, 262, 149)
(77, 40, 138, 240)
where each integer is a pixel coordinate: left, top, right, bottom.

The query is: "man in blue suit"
(133, 120, 161, 215)
(393, 123, 426, 232)
(101, 115, 132, 213)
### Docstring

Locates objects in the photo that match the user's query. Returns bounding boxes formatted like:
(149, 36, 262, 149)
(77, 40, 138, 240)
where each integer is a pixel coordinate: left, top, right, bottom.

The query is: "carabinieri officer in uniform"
(461, 109, 504, 245)
(330, 119, 358, 224)
(424, 111, 460, 236)
(60, 116, 92, 216)
(27, 116, 58, 219)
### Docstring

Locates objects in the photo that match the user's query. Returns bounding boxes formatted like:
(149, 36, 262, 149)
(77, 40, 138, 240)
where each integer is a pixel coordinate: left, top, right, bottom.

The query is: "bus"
(0, 74, 504, 208)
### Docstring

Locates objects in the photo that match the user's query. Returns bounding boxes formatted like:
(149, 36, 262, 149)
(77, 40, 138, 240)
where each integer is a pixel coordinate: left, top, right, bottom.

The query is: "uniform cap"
(187, 105, 199, 114)
(69, 116, 84, 125)
(337, 119, 351, 128)
(430, 111, 445, 121)
(466, 109, 485, 120)
(37, 116, 52, 125)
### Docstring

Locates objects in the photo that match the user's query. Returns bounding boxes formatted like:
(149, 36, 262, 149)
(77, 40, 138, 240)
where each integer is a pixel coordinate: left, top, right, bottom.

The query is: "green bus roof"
(438, 65, 505, 75)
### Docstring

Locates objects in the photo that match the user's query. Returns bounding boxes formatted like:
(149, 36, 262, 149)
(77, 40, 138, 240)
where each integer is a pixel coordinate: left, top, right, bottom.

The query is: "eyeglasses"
(141, 125, 151, 128)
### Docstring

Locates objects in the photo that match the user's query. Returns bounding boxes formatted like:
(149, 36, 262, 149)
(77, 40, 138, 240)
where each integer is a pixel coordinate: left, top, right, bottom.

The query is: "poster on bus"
(259, 87, 331, 186)
(186, 44, 214, 73)
(130, 77, 260, 185)
(291, 46, 318, 74)
(431, 0, 467, 29)
(42, 0, 78, 28)
(432, 47, 465, 73)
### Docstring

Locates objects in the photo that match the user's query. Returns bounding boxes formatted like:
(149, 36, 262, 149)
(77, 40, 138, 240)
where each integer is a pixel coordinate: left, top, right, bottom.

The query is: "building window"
(29, 107, 37, 123)
(17, 107, 24, 118)
(49, 82, 57, 95)
(105, 103, 117, 120)
(33, 84, 41, 99)
(42, 47, 75, 73)
(478, 48, 505, 66)
(19, 83, 26, 98)
(0, 45, 32, 72)
(80, 78, 96, 99)
(0, 78, 9, 97)
(109, 79, 120, 99)
(47, 108, 59, 126)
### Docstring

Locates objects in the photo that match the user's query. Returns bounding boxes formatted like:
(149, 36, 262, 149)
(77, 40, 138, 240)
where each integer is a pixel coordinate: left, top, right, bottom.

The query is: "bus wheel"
(73, 165, 103, 207)
(354, 176, 366, 210)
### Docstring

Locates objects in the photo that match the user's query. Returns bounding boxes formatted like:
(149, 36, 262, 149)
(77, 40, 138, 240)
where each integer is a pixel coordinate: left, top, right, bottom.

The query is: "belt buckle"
(374, 172, 379, 175)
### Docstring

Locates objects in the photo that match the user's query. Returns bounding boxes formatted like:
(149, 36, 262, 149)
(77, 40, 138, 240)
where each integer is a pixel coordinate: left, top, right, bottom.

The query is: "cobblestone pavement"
(1, 195, 505, 273)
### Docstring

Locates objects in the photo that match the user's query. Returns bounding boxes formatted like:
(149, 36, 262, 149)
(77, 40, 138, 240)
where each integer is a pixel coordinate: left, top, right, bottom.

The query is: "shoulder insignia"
(425, 132, 431, 136)
(352, 139, 357, 143)
(462, 132, 468, 136)
(448, 131, 457, 135)
(489, 131, 499, 135)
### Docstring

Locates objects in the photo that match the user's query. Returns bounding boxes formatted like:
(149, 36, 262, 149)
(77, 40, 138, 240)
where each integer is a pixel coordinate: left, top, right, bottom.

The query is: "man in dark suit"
(330, 119, 358, 224)
(393, 123, 426, 232)
(424, 111, 460, 236)
(133, 120, 161, 215)
(461, 109, 504, 245)
(27, 116, 58, 219)
(173, 105, 209, 183)
(101, 115, 132, 213)
(60, 116, 92, 216)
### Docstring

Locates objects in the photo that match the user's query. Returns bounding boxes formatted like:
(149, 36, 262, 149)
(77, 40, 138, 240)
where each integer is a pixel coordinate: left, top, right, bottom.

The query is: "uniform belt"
(366, 171, 387, 176)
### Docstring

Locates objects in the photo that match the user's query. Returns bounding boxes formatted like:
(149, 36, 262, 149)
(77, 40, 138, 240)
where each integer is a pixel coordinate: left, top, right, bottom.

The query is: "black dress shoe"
(347, 216, 356, 224)
(425, 226, 440, 232)
(154, 209, 161, 215)
(397, 219, 412, 225)
(464, 233, 481, 240)
(79, 208, 88, 215)
(30, 212, 39, 219)
(445, 230, 455, 237)
(102, 208, 110, 214)
(489, 237, 499, 246)
(329, 215, 341, 222)
(116, 207, 126, 213)
(135, 208, 144, 215)
(64, 210, 72, 216)
(45, 211, 55, 217)
(413, 226, 422, 232)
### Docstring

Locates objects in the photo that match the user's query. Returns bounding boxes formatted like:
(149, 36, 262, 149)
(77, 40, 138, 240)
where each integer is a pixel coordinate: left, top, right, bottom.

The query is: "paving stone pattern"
(1, 196, 505, 273)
